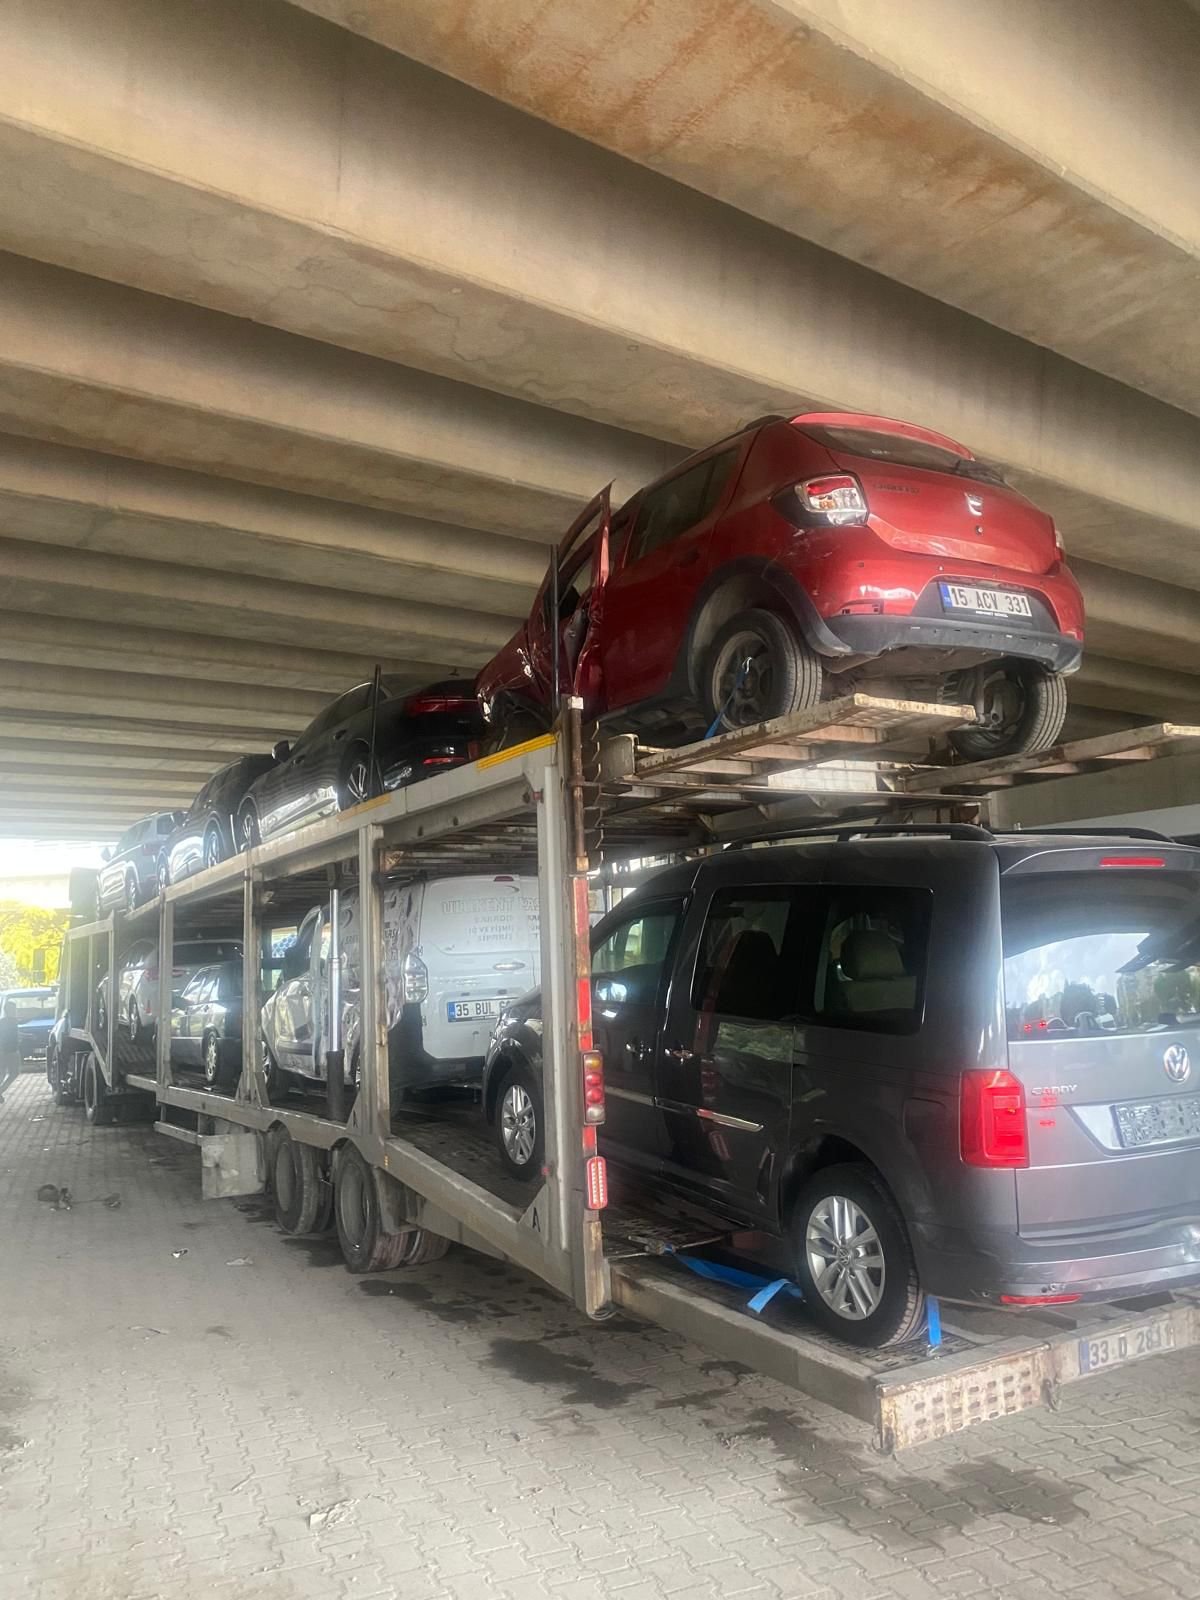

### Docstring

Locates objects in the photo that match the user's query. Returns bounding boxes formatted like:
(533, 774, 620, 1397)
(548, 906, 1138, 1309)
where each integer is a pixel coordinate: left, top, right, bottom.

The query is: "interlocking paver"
(3, 1073, 1200, 1598)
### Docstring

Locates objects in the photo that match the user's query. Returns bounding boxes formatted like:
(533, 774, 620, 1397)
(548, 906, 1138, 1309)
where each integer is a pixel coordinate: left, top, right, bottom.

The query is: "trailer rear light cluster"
(402, 952, 428, 1003)
(961, 1068, 1029, 1168)
(798, 474, 868, 526)
(585, 1155, 608, 1210)
(582, 1049, 605, 1124)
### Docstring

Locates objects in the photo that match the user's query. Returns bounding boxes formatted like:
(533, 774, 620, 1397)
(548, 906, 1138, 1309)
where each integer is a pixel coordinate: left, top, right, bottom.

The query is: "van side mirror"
(272, 739, 291, 762)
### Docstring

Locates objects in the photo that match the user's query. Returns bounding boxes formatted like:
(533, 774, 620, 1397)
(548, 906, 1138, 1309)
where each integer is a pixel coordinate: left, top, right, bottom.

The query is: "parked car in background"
(262, 873, 539, 1099)
(170, 961, 243, 1087)
(159, 754, 278, 887)
(0, 986, 57, 1062)
(239, 679, 483, 848)
(98, 937, 243, 1043)
(97, 812, 186, 914)
(477, 412, 1084, 759)
(484, 830, 1200, 1348)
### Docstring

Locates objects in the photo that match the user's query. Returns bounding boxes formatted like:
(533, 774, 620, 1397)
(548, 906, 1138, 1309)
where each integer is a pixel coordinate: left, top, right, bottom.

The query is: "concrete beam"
(0, 611, 434, 696)
(0, 661, 323, 732)
(991, 750, 1200, 834)
(0, 741, 241, 774)
(0, 714, 268, 755)
(0, 767, 198, 799)
(311, 0, 1200, 419)
(1071, 657, 1200, 721)
(0, 4, 1197, 589)
(0, 536, 509, 665)
(0, 432, 544, 613)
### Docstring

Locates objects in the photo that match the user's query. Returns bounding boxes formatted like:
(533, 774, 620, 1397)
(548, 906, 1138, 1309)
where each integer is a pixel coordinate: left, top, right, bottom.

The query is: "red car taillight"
(798, 474, 868, 526)
(961, 1069, 1028, 1168)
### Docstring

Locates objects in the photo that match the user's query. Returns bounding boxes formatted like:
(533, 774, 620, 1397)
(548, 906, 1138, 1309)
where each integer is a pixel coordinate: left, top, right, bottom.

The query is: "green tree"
(0, 902, 69, 988)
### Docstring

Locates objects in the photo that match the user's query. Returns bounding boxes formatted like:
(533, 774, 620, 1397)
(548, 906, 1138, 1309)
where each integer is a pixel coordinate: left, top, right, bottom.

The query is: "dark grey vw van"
(483, 829, 1200, 1346)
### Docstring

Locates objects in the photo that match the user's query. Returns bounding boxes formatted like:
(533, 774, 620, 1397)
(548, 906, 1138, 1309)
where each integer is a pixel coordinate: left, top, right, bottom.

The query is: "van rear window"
(1002, 872, 1200, 1041)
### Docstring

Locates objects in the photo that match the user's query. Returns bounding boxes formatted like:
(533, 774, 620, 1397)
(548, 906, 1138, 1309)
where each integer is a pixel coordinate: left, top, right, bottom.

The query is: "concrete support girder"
(0, 253, 678, 543)
(0, 537, 509, 665)
(0, 714, 268, 756)
(305, 0, 1200, 420)
(0, 612, 429, 696)
(0, 5, 1198, 592)
(0, 662, 323, 733)
(0, 742, 245, 775)
(0, 767, 198, 799)
(1071, 658, 1200, 722)
(0, 432, 544, 614)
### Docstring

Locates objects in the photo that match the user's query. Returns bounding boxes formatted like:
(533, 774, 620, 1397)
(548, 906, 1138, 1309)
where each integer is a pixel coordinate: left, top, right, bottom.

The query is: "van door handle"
(624, 1037, 649, 1066)
(663, 1045, 697, 1064)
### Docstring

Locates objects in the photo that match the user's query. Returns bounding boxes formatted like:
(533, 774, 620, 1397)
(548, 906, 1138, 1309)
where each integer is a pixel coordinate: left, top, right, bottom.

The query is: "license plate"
(1115, 1094, 1200, 1148)
(1078, 1316, 1175, 1374)
(940, 583, 1032, 619)
(446, 999, 503, 1022)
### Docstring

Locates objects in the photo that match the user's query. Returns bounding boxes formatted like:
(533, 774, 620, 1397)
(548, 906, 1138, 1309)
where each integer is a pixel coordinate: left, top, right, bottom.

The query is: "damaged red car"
(477, 412, 1084, 759)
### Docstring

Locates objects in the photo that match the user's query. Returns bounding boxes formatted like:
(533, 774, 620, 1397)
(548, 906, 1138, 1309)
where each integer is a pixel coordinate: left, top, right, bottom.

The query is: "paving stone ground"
(2, 1072, 1199, 1600)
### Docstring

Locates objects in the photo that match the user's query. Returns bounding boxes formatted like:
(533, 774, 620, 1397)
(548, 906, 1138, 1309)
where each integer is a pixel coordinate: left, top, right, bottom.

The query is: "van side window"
(592, 900, 684, 1007)
(692, 889, 797, 1021)
(630, 448, 737, 564)
(813, 888, 931, 1034)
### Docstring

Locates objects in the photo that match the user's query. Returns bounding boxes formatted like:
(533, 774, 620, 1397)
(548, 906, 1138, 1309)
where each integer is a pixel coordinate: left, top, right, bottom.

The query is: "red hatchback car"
(477, 413, 1084, 759)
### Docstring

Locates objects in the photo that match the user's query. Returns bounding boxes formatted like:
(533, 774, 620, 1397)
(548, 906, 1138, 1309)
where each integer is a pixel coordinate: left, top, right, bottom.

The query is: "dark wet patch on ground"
(281, 1235, 343, 1268)
(233, 1201, 277, 1226)
(485, 1337, 651, 1410)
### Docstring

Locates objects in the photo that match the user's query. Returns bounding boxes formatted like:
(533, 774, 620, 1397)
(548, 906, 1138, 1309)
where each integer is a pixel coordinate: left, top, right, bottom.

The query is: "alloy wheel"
(804, 1194, 886, 1321)
(500, 1082, 537, 1168)
(711, 630, 775, 727)
(125, 872, 139, 915)
(203, 1034, 220, 1086)
(346, 759, 370, 806)
(204, 830, 224, 871)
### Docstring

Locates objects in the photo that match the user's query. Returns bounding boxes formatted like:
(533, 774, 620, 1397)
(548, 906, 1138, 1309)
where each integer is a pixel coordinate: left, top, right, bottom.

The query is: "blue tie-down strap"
(925, 1296, 942, 1349)
(667, 1249, 804, 1314)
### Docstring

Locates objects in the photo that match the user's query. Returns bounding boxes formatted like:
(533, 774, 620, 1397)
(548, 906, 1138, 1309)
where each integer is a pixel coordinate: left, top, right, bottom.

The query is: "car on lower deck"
(483, 830, 1200, 1348)
(261, 873, 540, 1100)
(477, 412, 1084, 759)
(170, 961, 243, 1088)
(239, 678, 482, 848)
(98, 937, 244, 1043)
(158, 754, 278, 887)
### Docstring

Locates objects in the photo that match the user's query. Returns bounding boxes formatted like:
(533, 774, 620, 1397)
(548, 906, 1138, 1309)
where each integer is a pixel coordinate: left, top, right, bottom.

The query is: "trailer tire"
(269, 1128, 327, 1236)
(398, 1228, 451, 1266)
(82, 1053, 116, 1127)
(51, 1047, 77, 1106)
(334, 1145, 411, 1273)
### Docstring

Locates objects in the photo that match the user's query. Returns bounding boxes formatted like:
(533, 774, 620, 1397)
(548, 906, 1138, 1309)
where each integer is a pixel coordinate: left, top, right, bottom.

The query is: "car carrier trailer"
(50, 696, 1200, 1451)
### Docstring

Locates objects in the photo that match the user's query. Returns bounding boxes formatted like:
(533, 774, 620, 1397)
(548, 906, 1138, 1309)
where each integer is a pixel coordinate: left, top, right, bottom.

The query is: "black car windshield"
(1002, 871, 1200, 1041)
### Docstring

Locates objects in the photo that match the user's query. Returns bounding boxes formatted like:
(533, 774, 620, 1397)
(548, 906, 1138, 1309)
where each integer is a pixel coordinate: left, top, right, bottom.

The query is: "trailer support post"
(156, 896, 174, 1093)
(359, 824, 389, 1147)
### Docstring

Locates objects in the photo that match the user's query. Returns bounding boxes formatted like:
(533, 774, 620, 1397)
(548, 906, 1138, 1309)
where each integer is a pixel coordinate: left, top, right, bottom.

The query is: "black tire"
(270, 1128, 329, 1235)
(494, 1058, 544, 1182)
(946, 662, 1068, 761)
(334, 1145, 411, 1272)
(483, 707, 548, 757)
(337, 744, 374, 812)
(50, 1047, 76, 1106)
(127, 1000, 142, 1046)
(82, 1053, 116, 1127)
(124, 870, 140, 916)
(788, 1163, 925, 1349)
(702, 609, 822, 733)
(157, 855, 171, 893)
(397, 1228, 451, 1266)
(202, 1031, 238, 1090)
(202, 823, 225, 872)
(238, 803, 261, 851)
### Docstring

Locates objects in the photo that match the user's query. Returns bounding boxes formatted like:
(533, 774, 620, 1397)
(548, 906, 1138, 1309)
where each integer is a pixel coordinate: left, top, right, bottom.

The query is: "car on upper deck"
(477, 412, 1084, 759)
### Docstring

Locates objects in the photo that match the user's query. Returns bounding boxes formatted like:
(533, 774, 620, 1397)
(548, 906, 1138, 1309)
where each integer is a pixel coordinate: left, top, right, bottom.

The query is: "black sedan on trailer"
(158, 753, 278, 887)
(238, 678, 483, 847)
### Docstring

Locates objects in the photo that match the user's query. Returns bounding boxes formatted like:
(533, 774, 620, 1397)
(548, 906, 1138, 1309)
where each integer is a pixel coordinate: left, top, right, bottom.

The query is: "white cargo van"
(261, 873, 540, 1095)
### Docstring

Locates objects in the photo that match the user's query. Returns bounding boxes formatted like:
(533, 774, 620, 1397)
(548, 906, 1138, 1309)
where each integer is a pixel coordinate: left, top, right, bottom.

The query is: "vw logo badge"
(1164, 1044, 1191, 1083)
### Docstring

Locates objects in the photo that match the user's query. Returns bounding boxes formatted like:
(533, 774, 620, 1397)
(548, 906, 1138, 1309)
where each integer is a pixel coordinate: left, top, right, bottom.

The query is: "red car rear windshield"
(1002, 872, 1200, 1042)
(797, 423, 1007, 485)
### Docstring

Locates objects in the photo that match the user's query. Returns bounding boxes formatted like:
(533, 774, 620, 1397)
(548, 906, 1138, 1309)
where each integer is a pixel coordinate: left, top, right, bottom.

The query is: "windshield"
(1002, 872, 1200, 1041)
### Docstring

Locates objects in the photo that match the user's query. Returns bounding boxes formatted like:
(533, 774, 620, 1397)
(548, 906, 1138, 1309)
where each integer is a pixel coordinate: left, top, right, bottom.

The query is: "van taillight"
(402, 953, 428, 1004)
(582, 1049, 605, 1125)
(961, 1069, 1028, 1168)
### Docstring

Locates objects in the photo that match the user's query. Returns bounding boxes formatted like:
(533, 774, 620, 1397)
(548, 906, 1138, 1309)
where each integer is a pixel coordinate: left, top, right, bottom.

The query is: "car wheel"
(239, 803, 261, 851)
(338, 746, 373, 811)
(703, 609, 822, 733)
(201, 1031, 223, 1088)
(96, 992, 108, 1037)
(946, 662, 1068, 761)
(203, 824, 225, 872)
(124, 870, 140, 916)
(157, 854, 171, 893)
(334, 1145, 412, 1272)
(83, 1053, 116, 1127)
(483, 708, 549, 756)
(495, 1059, 544, 1181)
(127, 1001, 141, 1046)
(788, 1163, 926, 1348)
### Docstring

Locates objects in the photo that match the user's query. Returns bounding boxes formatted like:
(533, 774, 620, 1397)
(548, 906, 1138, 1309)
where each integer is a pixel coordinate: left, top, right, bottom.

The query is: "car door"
(598, 446, 742, 712)
(267, 907, 323, 1074)
(523, 492, 611, 714)
(590, 894, 688, 1171)
(657, 882, 804, 1221)
(172, 970, 210, 1066)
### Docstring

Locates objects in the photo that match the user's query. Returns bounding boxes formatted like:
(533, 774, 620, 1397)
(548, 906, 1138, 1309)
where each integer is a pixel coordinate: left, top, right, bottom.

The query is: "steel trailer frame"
(52, 699, 1200, 1449)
